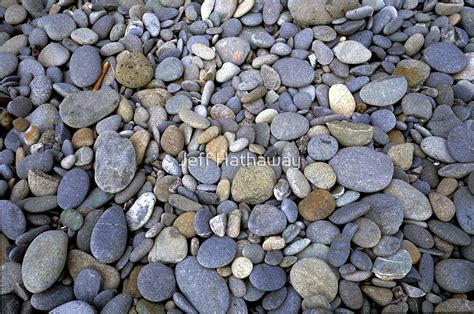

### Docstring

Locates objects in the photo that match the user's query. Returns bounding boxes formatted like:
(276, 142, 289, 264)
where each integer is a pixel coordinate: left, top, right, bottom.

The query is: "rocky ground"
(0, 0, 474, 313)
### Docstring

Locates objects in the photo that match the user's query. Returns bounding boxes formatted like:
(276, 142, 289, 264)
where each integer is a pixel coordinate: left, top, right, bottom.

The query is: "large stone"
(288, 0, 360, 26)
(360, 76, 408, 106)
(290, 258, 338, 301)
(329, 147, 394, 193)
(231, 165, 276, 204)
(22, 231, 68, 293)
(59, 90, 120, 128)
(435, 259, 474, 293)
(384, 179, 433, 221)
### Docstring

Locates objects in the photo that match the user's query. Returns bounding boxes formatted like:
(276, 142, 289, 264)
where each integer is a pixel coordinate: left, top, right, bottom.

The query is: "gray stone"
(423, 42, 467, 74)
(59, 90, 120, 128)
(287, 0, 360, 26)
(306, 220, 339, 245)
(155, 57, 184, 82)
(249, 264, 286, 292)
(248, 204, 287, 237)
(197, 236, 237, 268)
(0, 200, 26, 240)
(0, 52, 17, 79)
(69, 45, 102, 88)
(37, 14, 76, 41)
(329, 201, 371, 225)
(428, 219, 471, 246)
(271, 112, 309, 140)
(137, 262, 176, 302)
(31, 284, 75, 311)
(38, 43, 70, 67)
(58, 168, 90, 209)
(307, 134, 338, 161)
(329, 147, 394, 193)
(373, 249, 412, 280)
(187, 156, 221, 184)
(22, 231, 69, 293)
(384, 179, 432, 221)
(447, 125, 474, 163)
(435, 259, 474, 293)
(50, 301, 96, 314)
(73, 268, 102, 304)
(333, 40, 372, 64)
(360, 76, 408, 106)
(90, 206, 128, 264)
(94, 132, 136, 193)
(215, 37, 250, 66)
(272, 58, 314, 88)
(176, 257, 230, 313)
(454, 187, 474, 235)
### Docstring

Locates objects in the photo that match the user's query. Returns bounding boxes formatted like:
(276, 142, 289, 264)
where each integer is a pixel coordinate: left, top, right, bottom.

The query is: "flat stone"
(94, 132, 136, 193)
(50, 301, 96, 314)
(74, 268, 102, 304)
(137, 262, 175, 302)
(329, 201, 370, 225)
(307, 134, 338, 161)
(187, 156, 221, 184)
(339, 280, 363, 309)
(57, 168, 90, 209)
(271, 112, 309, 140)
(290, 258, 338, 301)
(30, 284, 74, 311)
(149, 227, 187, 263)
(155, 57, 183, 82)
(37, 14, 76, 41)
(38, 43, 70, 67)
(333, 40, 372, 64)
(360, 76, 408, 106)
(22, 231, 68, 293)
(272, 58, 314, 88)
(249, 264, 286, 292)
(175, 257, 230, 313)
(288, 0, 360, 26)
(329, 147, 394, 193)
(435, 259, 474, 293)
(447, 125, 474, 163)
(197, 236, 237, 268)
(373, 249, 412, 280)
(423, 42, 467, 74)
(435, 298, 474, 313)
(393, 59, 431, 90)
(428, 220, 471, 246)
(420, 136, 455, 163)
(215, 37, 250, 66)
(90, 206, 128, 264)
(69, 45, 102, 88)
(329, 84, 355, 118)
(59, 90, 120, 128)
(384, 179, 432, 221)
(248, 204, 287, 236)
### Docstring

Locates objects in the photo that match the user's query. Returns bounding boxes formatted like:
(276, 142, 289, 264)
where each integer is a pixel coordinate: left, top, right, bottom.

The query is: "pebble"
(384, 179, 433, 221)
(51, 301, 96, 314)
(197, 235, 237, 268)
(116, 52, 153, 88)
(149, 227, 188, 263)
(290, 258, 338, 301)
(137, 262, 176, 302)
(453, 187, 474, 235)
(215, 37, 250, 65)
(57, 168, 89, 209)
(271, 112, 309, 140)
(126, 192, 156, 231)
(74, 268, 102, 304)
(360, 76, 408, 106)
(94, 132, 136, 193)
(329, 84, 356, 118)
(176, 257, 230, 313)
(37, 14, 76, 41)
(423, 42, 467, 74)
(231, 165, 275, 204)
(435, 259, 474, 293)
(327, 121, 373, 147)
(298, 189, 336, 221)
(0, 200, 27, 240)
(272, 58, 314, 88)
(0, 52, 18, 79)
(333, 40, 372, 64)
(30, 284, 74, 311)
(303, 162, 337, 190)
(188, 156, 221, 184)
(307, 134, 338, 161)
(69, 45, 102, 88)
(447, 125, 474, 163)
(90, 206, 128, 264)
(22, 231, 68, 293)
(248, 204, 287, 236)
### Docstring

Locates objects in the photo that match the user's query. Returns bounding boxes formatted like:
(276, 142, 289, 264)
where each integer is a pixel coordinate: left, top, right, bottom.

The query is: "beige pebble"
(428, 192, 456, 222)
(262, 236, 286, 251)
(226, 208, 241, 238)
(231, 257, 253, 279)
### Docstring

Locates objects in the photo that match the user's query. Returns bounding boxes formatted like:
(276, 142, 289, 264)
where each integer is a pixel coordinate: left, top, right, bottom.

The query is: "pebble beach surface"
(0, 0, 474, 313)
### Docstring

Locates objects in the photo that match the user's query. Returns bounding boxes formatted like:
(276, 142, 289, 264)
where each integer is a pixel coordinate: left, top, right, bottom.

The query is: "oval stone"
(329, 147, 394, 193)
(271, 112, 309, 140)
(435, 259, 474, 293)
(248, 204, 287, 236)
(125, 192, 156, 231)
(360, 76, 408, 106)
(197, 236, 237, 268)
(22, 231, 69, 293)
(290, 258, 338, 301)
(57, 168, 90, 209)
(0, 200, 26, 240)
(249, 264, 287, 292)
(272, 58, 314, 88)
(137, 262, 176, 302)
(90, 206, 128, 264)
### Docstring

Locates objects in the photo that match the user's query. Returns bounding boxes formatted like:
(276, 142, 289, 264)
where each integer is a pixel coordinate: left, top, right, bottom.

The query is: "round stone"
(69, 45, 102, 88)
(298, 189, 336, 221)
(22, 231, 68, 293)
(231, 257, 253, 279)
(0, 200, 26, 240)
(333, 40, 372, 64)
(70, 28, 99, 45)
(137, 262, 176, 302)
(339, 280, 363, 310)
(272, 58, 314, 88)
(290, 258, 338, 301)
(248, 204, 287, 236)
(60, 209, 84, 231)
(454, 187, 474, 235)
(360, 76, 408, 106)
(249, 264, 286, 292)
(74, 268, 102, 304)
(197, 236, 237, 268)
(4, 4, 27, 24)
(307, 134, 338, 161)
(401, 93, 433, 120)
(329, 147, 394, 193)
(57, 168, 90, 209)
(187, 156, 221, 184)
(116, 52, 154, 88)
(435, 259, 474, 293)
(423, 42, 467, 74)
(271, 112, 309, 140)
(363, 193, 403, 235)
(215, 37, 251, 65)
(303, 162, 336, 190)
(353, 217, 382, 248)
(37, 14, 76, 41)
(149, 227, 188, 264)
(155, 57, 184, 82)
(231, 165, 275, 204)
(306, 220, 339, 245)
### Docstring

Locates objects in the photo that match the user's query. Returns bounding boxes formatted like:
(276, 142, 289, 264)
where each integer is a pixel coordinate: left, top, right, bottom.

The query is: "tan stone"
(205, 135, 228, 164)
(429, 192, 456, 222)
(387, 143, 414, 170)
(298, 189, 335, 221)
(400, 240, 420, 264)
(160, 125, 184, 156)
(130, 129, 150, 165)
(329, 84, 356, 118)
(173, 212, 196, 238)
(72, 128, 94, 148)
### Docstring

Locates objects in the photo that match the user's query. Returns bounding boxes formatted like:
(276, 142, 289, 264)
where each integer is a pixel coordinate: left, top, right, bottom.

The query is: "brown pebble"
(123, 265, 142, 298)
(12, 118, 29, 132)
(72, 128, 94, 148)
(24, 125, 41, 145)
(161, 125, 184, 156)
(436, 178, 458, 196)
(173, 212, 196, 238)
(400, 240, 420, 264)
(387, 129, 405, 144)
(205, 135, 228, 164)
(298, 189, 336, 221)
(428, 192, 456, 222)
